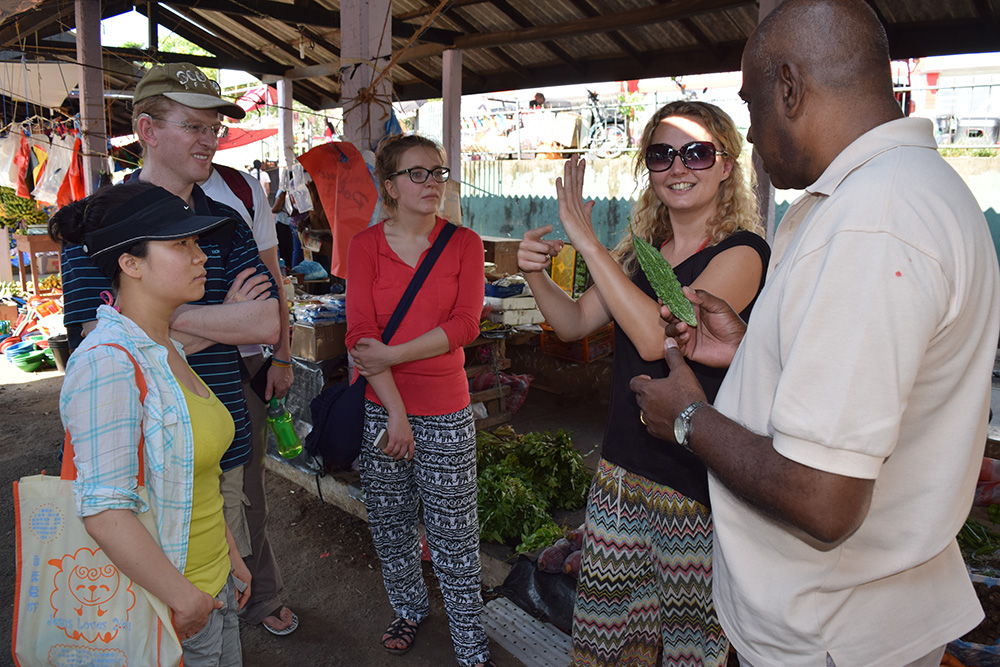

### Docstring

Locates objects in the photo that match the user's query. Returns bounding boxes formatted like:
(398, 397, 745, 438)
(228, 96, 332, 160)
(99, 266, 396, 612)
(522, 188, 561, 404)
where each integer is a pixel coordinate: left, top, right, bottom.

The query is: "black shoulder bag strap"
(379, 222, 458, 345)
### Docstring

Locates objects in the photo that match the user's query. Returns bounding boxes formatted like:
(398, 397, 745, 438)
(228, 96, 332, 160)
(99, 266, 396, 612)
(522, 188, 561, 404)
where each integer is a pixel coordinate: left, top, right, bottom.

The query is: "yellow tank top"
(179, 373, 235, 597)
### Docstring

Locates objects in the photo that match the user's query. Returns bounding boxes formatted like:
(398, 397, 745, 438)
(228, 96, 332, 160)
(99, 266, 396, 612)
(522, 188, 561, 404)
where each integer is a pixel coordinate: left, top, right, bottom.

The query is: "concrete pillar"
(441, 49, 462, 175)
(0, 227, 12, 282)
(755, 0, 779, 242)
(340, 0, 392, 151)
(277, 78, 295, 186)
(74, 0, 107, 195)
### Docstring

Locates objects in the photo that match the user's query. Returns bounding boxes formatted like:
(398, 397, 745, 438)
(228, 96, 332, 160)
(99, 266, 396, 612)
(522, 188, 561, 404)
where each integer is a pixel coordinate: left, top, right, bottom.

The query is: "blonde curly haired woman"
(518, 101, 770, 667)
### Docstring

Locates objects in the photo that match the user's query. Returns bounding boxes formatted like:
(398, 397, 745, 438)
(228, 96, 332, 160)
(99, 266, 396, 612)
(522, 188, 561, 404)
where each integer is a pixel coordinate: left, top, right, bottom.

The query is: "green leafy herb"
(476, 428, 592, 552)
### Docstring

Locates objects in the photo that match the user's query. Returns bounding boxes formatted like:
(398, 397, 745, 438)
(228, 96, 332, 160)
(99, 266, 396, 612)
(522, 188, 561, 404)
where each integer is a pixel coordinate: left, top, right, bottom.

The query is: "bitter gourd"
(631, 230, 697, 326)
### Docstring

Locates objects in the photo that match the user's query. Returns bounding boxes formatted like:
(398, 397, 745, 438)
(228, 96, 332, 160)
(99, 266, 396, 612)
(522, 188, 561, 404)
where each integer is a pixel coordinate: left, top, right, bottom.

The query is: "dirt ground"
(0, 359, 606, 667)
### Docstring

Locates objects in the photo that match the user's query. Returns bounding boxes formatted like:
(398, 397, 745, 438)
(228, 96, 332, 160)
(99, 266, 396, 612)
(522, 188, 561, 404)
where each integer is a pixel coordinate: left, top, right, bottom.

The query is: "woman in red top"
(345, 134, 491, 666)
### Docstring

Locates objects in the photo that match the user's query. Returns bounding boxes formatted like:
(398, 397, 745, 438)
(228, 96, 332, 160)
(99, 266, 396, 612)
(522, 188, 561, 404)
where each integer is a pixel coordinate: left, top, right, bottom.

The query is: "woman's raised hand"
(555, 155, 599, 252)
(518, 225, 564, 273)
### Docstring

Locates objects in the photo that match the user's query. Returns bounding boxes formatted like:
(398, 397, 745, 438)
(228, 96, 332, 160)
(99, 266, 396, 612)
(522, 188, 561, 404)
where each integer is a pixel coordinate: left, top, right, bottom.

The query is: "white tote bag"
(12, 344, 183, 667)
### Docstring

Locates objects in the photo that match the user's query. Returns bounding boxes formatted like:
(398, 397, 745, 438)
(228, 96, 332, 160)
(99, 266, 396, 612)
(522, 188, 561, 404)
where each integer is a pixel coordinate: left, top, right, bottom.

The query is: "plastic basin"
(13, 350, 44, 371)
(5, 340, 35, 359)
(0, 336, 21, 354)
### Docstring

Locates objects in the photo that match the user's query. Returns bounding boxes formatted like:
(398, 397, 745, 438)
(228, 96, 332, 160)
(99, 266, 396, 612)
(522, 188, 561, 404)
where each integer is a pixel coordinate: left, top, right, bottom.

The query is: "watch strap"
(676, 400, 707, 451)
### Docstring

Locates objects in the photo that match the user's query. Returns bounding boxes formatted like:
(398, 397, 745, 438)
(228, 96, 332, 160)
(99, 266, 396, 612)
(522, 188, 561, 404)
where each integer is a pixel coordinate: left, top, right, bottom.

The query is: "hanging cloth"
(13, 127, 32, 197)
(0, 130, 21, 188)
(33, 134, 72, 206)
(57, 133, 84, 207)
(29, 138, 47, 192)
(296, 141, 379, 279)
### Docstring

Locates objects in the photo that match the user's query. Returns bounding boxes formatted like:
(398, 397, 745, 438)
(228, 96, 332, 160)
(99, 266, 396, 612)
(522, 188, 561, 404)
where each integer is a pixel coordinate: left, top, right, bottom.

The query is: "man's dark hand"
(629, 338, 707, 442)
(661, 287, 747, 368)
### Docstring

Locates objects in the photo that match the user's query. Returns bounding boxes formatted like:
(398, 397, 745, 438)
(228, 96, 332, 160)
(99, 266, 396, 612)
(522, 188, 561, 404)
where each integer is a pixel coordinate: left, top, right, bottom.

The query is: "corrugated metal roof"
(0, 0, 997, 117)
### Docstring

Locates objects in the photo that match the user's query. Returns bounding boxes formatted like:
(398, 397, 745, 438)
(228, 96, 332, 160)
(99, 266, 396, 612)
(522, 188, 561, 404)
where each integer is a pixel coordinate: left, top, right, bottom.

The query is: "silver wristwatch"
(674, 401, 707, 451)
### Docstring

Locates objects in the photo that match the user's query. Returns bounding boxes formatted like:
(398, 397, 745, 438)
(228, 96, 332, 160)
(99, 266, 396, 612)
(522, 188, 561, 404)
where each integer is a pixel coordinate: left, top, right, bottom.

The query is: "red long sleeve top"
(345, 217, 485, 416)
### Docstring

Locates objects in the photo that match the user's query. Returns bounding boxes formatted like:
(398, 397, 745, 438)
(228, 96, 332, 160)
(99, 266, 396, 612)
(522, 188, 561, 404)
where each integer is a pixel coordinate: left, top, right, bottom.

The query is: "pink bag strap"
(60, 343, 149, 484)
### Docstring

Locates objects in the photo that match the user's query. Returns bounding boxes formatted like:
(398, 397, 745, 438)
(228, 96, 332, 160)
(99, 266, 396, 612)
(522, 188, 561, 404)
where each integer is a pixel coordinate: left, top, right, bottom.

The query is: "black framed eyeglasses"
(389, 166, 450, 184)
(644, 141, 728, 172)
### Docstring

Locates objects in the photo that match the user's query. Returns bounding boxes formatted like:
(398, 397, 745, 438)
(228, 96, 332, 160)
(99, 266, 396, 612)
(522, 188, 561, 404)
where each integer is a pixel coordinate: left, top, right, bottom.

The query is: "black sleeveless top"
(600, 230, 771, 508)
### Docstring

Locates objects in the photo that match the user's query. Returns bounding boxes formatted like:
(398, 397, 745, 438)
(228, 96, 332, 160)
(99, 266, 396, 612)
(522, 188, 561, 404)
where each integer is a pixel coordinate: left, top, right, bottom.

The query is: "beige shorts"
(219, 465, 251, 558)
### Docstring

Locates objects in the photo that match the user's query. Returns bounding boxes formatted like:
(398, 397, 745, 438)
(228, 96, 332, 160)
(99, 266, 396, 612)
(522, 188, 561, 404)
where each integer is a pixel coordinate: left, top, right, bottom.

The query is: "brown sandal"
(381, 617, 418, 655)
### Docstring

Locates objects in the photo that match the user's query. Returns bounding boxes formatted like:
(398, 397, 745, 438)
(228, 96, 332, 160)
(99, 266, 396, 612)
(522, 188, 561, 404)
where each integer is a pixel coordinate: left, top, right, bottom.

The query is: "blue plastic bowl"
(5, 340, 35, 360)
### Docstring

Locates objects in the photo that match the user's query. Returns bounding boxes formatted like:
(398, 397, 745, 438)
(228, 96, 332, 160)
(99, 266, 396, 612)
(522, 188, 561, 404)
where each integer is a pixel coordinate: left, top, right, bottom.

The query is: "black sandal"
(382, 617, 419, 655)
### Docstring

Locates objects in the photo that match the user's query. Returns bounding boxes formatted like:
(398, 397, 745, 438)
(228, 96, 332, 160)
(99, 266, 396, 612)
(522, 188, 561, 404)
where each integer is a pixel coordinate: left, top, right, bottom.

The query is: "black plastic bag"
(495, 556, 578, 633)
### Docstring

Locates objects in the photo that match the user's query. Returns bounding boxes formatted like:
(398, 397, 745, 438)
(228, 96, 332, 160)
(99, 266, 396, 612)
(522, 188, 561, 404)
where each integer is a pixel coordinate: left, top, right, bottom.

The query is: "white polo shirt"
(712, 118, 1000, 666)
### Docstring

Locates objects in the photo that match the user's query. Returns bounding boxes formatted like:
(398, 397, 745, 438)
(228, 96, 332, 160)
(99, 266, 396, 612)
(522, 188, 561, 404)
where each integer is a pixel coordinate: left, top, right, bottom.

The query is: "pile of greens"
(477, 427, 592, 553)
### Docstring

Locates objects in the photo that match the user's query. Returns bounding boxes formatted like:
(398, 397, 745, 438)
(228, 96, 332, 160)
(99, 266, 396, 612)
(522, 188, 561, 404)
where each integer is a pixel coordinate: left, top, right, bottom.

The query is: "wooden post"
(74, 0, 108, 195)
(277, 78, 295, 188)
(341, 0, 392, 151)
(442, 49, 462, 176)
(0, 227, 12, 282)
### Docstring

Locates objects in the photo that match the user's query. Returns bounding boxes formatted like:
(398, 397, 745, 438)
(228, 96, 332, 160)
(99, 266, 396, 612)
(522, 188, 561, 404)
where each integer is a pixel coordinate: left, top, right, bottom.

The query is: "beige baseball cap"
(133, 63, 246, 120)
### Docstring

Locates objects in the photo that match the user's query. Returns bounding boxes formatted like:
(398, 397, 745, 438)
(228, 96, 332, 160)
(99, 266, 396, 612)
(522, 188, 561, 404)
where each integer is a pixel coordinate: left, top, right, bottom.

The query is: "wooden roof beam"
(140, 2, 339, 104)
(410, 0, 530, 79)
(136, 3, 246, 61)
(454, 0, 751, 50)
(396, 0, 487, 21)
(27, 40, 287, 75)
(211, 15, 336, 102)
(971, 0, 999, 31)
(394, 39, 747, 101)
(563, 0, 643, 66)
(158, 0, 460, 44)
(161, 0, 338, 27)
(0, 3, 75, 48)
(487, 0, 583, 74)
(165, 4, 308, 66)
(886, 19, 1000, 59)
(678, 17, 726, 63)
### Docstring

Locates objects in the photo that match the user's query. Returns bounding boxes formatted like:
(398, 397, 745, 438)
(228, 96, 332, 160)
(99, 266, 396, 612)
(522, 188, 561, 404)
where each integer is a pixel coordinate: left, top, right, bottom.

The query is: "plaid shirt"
(59, 306, 221, 572)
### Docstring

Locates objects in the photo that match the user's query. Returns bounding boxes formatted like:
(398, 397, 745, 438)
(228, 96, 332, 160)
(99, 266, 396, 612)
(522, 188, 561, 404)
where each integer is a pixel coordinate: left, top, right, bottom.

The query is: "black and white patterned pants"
(359, 400, 490, 666)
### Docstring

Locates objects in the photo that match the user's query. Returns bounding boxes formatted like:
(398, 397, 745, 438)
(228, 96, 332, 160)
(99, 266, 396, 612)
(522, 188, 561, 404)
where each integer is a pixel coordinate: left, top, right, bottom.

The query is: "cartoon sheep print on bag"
(48, 546, 137, 643)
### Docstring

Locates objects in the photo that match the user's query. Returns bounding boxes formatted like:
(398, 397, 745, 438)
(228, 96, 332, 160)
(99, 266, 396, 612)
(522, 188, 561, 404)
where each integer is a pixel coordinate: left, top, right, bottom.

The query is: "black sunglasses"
(389, 166, 450, 184)
(644, 141, 728, 172)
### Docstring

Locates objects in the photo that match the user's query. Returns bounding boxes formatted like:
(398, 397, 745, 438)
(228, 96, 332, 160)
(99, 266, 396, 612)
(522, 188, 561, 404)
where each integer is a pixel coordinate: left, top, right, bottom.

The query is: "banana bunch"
(0, 280, 23, 299)
(0, 187, 48, 229)
(41, 274, 61, 291)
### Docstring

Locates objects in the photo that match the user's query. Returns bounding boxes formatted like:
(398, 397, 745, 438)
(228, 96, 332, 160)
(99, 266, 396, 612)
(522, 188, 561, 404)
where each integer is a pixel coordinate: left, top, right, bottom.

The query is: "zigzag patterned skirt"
(571, 459, 728, 667)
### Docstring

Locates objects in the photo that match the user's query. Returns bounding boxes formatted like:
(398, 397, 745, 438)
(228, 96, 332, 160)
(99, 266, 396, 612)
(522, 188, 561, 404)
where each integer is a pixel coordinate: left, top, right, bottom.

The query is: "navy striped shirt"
(60, 184, 279, 471)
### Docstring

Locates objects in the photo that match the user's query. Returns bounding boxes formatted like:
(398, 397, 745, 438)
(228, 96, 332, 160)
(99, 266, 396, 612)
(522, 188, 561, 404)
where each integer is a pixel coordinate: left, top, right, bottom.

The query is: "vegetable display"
(0, 187, 47, 230)
(631, 229, 697, 326)
(959, 515, 1000, 558)
(476, 427, 592, 554)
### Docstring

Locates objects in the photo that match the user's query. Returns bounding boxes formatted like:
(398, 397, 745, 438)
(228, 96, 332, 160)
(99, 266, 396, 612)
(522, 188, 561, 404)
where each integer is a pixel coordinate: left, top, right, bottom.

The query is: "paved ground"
(1, 358, 607, 667)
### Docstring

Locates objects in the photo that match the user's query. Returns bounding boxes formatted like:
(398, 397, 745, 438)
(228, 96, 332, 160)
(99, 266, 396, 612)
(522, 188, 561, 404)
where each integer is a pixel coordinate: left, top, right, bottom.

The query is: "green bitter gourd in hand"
(631, 230, 697, 326)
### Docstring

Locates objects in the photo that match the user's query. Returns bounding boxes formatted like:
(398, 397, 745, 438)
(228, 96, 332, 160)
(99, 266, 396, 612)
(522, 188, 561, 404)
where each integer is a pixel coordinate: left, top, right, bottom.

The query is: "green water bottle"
(267, 398, 302, 459)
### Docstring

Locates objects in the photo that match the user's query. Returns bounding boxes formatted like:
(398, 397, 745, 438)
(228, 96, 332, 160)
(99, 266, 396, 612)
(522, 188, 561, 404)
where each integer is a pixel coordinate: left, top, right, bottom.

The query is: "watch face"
(674, 416, 686, 445)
